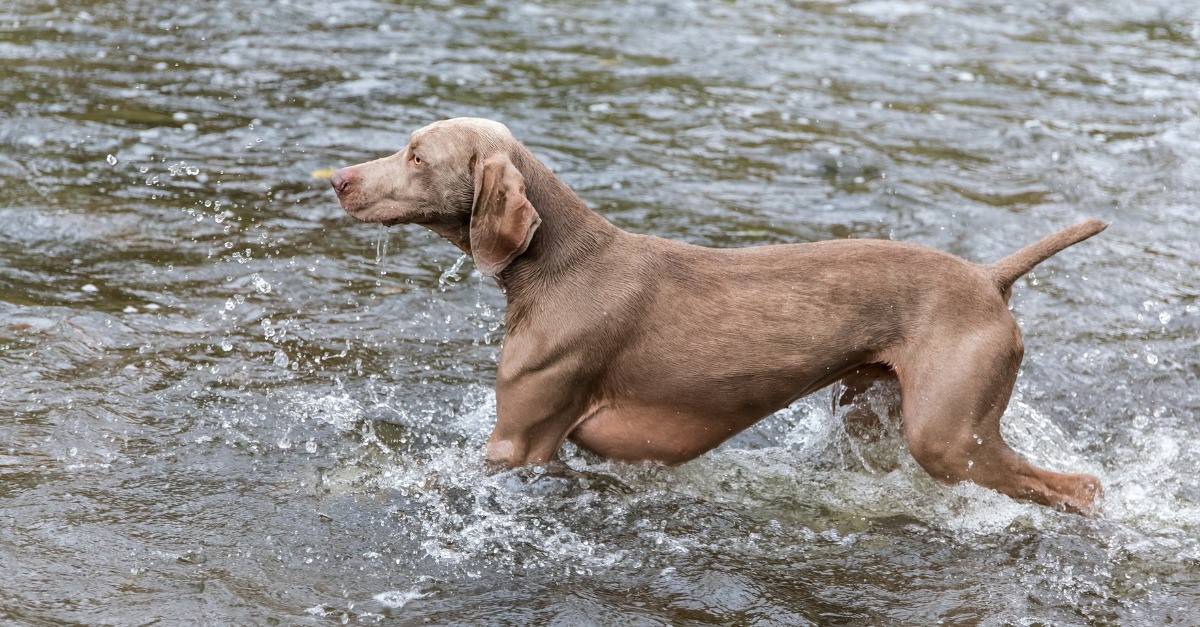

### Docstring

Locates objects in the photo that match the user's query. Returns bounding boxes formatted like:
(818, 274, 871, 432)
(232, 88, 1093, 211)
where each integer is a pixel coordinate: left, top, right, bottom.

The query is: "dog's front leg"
(484, 363, 590, 469)
(483, 412, 580, 469)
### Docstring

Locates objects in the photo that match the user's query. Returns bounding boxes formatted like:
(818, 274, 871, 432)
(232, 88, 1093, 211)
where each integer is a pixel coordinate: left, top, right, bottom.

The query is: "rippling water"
(2, 0, 1198, 624)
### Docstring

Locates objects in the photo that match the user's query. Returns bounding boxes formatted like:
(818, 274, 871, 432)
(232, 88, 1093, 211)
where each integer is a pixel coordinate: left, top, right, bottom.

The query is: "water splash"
(438, 254, 469, 291)
(373, 588, 429, 609)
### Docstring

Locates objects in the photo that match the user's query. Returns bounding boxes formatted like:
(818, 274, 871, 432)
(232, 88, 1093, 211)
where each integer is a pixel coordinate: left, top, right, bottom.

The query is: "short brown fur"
(333, 118, 1107, 513)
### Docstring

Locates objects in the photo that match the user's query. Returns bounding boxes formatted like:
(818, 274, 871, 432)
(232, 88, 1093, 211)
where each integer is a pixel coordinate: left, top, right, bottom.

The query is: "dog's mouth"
(341, 200, 407, 226)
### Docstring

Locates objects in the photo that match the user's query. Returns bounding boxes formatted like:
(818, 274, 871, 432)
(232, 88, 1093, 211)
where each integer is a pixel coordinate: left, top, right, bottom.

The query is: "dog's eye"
(412, 154, 422, 165)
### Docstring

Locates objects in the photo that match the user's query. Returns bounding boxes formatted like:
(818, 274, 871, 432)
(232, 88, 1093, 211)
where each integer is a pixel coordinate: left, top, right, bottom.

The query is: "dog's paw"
(1056, 473, 1103, 516)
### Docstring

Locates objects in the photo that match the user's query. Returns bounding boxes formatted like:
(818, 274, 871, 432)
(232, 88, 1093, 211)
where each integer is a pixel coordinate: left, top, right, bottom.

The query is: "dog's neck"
(496, 146, 619, 303)
(425, 220, 470, 254)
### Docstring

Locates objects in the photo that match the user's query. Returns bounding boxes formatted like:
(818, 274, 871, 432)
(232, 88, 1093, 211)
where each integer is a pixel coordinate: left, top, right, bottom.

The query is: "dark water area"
(1, 0, 1198, 624)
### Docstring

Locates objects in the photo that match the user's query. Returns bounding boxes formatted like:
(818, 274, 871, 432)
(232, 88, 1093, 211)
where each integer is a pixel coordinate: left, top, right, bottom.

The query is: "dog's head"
(332, 117, 540, 276)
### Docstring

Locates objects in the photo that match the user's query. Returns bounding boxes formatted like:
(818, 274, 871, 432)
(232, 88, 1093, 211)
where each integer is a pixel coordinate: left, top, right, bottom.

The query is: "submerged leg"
(833, 363, 901, 440)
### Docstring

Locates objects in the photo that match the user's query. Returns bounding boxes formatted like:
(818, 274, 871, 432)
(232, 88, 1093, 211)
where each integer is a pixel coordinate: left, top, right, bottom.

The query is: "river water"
(2, 0, 1198, 624)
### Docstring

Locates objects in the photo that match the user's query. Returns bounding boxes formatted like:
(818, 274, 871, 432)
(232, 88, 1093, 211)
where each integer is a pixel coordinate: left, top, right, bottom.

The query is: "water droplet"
(81, 283, 98, 293)
(1158, 311, 1171, 325)
(438, 254, 469, 290)
(251, 274, 272, 294)
(273, 350, 289, 368)
(374, 231, 391, 265)
(1146, 353, 1159, 366)
(105, 154, 118, 166)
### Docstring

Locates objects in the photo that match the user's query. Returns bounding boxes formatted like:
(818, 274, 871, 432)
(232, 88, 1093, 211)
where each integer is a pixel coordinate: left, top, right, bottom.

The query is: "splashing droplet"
(251, 274, 272, 294)
(105, 154, 118, 166)
(439, 254, 469, 290)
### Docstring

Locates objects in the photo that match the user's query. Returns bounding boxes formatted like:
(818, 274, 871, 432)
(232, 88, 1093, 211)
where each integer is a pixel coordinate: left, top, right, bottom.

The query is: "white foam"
(373, 587, 428, 609)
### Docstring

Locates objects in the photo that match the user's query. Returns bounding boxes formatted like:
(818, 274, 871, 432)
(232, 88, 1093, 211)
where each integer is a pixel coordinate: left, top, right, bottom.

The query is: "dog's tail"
(987, 219, 1108, 292)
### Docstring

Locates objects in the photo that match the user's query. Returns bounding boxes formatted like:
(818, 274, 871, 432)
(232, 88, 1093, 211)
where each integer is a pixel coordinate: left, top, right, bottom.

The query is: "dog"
(331, 117, 1106, 513)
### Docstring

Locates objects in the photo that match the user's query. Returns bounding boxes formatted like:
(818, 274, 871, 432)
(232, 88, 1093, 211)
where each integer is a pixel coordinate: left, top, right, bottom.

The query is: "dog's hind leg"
(892, 321, 1102, 514)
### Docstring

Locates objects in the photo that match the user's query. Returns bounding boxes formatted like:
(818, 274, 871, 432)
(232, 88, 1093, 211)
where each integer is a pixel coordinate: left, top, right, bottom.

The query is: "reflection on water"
(1, 0, 1198, 623)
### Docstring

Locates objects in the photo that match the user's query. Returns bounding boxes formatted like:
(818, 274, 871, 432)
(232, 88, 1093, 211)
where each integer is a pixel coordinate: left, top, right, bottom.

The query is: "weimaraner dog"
(331, 117, 1106, 513)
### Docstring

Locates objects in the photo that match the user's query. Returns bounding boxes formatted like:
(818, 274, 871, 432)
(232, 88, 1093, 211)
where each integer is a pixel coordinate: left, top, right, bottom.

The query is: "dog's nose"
(330, 168, 355, 195)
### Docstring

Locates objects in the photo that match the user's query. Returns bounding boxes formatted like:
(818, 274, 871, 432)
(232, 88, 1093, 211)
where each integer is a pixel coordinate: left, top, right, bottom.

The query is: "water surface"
(2, 0, 1198, 624)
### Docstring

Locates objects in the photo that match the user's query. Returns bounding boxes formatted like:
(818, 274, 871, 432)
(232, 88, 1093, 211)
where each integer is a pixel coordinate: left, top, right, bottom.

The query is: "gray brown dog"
(331, 117, 1106, 513)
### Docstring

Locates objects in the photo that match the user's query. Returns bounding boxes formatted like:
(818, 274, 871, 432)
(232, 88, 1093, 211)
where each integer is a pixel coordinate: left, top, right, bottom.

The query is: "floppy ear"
(469, 154, 541, 277)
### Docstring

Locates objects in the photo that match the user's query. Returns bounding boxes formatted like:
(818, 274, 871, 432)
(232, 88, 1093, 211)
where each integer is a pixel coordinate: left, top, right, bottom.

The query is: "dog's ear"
(469, 154, 541, 277)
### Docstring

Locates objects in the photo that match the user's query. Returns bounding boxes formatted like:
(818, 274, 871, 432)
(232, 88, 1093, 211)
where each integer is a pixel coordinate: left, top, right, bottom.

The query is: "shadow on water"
(1, 0, 1198, 624)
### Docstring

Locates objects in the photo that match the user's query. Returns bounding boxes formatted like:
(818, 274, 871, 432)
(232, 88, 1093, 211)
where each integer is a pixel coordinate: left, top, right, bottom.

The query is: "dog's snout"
(330, 168, 355, 195)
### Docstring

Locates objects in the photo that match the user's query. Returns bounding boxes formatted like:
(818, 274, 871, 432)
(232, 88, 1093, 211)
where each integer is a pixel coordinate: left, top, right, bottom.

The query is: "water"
(2, 0, 1198, 623)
